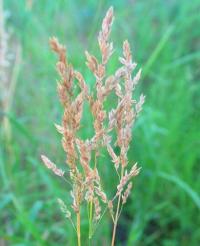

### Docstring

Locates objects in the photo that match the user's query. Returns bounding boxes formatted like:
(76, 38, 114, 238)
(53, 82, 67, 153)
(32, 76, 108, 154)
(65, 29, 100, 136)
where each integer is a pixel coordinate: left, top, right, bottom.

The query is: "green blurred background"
(1, 0, 200, 245)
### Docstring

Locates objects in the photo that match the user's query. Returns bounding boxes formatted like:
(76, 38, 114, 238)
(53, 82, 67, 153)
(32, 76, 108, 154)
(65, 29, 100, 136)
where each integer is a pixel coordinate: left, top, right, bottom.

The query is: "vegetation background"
(1, 0, 200, 245)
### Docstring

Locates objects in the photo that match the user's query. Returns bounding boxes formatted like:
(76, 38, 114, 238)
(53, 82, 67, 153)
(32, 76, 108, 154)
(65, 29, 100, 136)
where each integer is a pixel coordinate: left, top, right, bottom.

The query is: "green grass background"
(1, 0, 200, 245)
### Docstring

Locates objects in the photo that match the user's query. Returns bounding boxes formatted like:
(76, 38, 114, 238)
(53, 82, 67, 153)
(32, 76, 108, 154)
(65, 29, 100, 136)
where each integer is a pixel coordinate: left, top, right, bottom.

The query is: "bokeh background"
(1, 0, 200, 245)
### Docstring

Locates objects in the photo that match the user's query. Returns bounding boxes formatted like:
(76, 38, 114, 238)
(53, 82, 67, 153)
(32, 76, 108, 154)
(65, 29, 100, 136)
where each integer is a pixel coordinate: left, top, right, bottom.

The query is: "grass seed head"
(43, 6, 144, 241)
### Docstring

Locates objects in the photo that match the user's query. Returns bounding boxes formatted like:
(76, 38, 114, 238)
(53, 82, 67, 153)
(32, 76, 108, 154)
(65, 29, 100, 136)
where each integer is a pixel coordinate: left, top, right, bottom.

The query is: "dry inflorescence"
(0, 0, 10, 105)
(41, 6, 145, 246)
(0, 0, 21, 146)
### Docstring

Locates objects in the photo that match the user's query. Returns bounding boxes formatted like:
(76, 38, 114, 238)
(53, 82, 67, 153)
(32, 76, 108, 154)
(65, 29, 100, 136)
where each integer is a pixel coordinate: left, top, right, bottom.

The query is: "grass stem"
(77, 211, 81, 246)
(89, 200, 93, 241)
(111, 167, 124, 246)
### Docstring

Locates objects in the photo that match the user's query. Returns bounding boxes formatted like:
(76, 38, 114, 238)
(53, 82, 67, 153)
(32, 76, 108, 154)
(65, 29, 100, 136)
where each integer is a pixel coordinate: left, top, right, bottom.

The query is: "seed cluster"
(41, 6, 145, 242)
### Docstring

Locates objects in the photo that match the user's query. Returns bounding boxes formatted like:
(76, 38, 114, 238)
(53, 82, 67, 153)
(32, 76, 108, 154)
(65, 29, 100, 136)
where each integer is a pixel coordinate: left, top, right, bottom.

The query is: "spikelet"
(98, 6, 114, 64)
(94, 197, 101, 221)
(95, 187, 107, 203)
(108, 200, 114, 217)
(41, 155, 64, 177)
(107, 144, 120, 170)
(57, 198, 71, 218)
(122, 182, 132, 204)
(116, 164, 140, 197)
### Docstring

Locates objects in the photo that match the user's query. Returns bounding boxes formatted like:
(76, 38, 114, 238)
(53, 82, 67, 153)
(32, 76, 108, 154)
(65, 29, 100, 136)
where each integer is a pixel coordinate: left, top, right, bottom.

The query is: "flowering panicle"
(41, 6, 145, 245)
(0, 1, 21, 145)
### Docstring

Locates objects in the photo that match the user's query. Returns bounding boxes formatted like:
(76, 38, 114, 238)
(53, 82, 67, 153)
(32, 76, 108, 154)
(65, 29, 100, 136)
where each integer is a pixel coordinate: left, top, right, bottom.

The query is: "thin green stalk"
(111, 167, 124, 246)
(88, 152, 97, 243)
(111, 195, 121, 246)
(89, 200, 93, 244)
(77, 211, 81, 246)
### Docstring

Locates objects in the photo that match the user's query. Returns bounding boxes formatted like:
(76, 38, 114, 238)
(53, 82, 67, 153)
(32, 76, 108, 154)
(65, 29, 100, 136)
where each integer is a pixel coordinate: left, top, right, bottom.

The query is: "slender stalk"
(111, 167, 124, 246)
(88, 200, 93, 245)
(111, 195, 121, 246)
(89, 152, 97, 244)
(77, 211, 81, 246)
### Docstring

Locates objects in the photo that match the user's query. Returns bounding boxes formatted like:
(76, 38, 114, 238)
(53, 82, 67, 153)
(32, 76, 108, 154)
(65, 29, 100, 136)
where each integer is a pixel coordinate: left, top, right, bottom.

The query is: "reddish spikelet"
(122, 182, 133, 204)
(98, 6, 114, 64)
(94, 197, 101, 221)
(41, 155, 64, 177)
